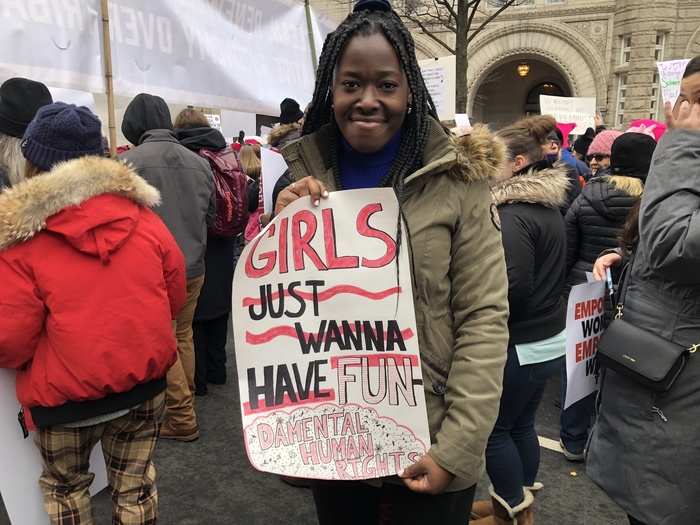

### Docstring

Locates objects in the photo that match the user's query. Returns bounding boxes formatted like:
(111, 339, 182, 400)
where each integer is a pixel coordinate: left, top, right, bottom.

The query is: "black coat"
(564, 175, 642, 291)
(173, 126, 240, 321)
(492, 165, 570, 345)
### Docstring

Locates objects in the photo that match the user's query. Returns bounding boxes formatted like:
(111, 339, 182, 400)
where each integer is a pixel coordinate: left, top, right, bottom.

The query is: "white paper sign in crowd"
(657, 59, 691, 106)
(232, 189, 430, 480)
(539, 95, 597, 135)
(0, 0, 335, 115)
(0, 371, 107, 525)
(260, 148, 290, 215)
(564, 281, 606, 409)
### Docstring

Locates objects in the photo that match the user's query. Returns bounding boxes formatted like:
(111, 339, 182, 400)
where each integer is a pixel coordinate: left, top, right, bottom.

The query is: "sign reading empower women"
(232, 189, 430, 480)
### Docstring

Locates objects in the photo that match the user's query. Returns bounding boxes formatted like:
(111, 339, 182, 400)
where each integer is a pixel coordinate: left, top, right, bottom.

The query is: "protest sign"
(0, 371, 107, 525)
(564, 281, 606, 409)
(420, 55, 456, 121)
(260, 148, 289, 215)
(232, 188, 430, 480)
(539, 95, 596, 135)
(657, 59, 691, 106)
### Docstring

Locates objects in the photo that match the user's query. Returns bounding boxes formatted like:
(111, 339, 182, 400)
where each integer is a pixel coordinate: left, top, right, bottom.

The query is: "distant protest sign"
(539, 95, 596, 135)
(564, 281, 606, 409)
(657, 59, 691, 106)
(232, 188, 430, 480)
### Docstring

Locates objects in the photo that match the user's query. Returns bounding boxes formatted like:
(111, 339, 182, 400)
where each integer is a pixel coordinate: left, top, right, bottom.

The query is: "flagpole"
(100, 0, 117, 157)
(304, 0, 318, 75)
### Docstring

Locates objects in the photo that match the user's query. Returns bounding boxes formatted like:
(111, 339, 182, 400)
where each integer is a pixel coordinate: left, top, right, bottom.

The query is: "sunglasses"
(587, 154, 609, 162)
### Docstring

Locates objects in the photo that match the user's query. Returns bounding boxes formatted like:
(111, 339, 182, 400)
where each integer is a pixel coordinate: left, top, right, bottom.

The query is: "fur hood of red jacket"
(0, 156, 186, 429)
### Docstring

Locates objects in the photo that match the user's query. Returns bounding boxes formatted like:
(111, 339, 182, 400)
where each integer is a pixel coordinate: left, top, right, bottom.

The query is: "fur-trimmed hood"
(0, 156, 160, 251)
(268, 122, 302, 148)
(283, 118, 507, 187)
(491, 163, 570, 209)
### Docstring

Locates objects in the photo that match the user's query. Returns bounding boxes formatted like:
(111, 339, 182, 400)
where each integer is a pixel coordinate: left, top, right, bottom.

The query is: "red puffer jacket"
(0, 156, 186, 429)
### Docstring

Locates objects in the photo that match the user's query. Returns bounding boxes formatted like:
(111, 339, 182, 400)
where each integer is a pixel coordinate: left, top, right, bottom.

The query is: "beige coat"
(281, 120, 509, 490)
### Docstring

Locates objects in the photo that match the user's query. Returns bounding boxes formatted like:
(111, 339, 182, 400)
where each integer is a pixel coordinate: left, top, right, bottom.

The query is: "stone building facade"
(310, 0, 700, 128)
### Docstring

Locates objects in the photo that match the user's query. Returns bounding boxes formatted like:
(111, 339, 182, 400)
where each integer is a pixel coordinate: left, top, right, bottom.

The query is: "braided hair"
(304, 9, 441, 285)
(303, 8, 440, 199)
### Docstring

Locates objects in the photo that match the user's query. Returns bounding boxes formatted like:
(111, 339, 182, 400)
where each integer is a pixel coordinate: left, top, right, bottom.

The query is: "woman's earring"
(407, 104, 413, 114)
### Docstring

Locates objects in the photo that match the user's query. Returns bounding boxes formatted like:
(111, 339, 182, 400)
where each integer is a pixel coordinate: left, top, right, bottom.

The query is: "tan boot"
(487, 486, 535, 525)
(470, 499, 494, 520)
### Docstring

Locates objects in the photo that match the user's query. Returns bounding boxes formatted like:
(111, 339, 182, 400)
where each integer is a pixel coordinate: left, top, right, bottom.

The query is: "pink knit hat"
(587, 130, 623, 157)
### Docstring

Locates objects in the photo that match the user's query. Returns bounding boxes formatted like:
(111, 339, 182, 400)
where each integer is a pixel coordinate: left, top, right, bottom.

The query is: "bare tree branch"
(467, 0, 522, 44)
(404, 12, 456, 54)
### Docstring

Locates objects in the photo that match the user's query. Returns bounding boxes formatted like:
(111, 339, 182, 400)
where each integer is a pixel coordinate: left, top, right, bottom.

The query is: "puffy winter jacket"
(587, 129, 700, 525)
(491, 164, 570, 344)
(0, 157, 186, 429)
(280, 121, 510, 491)
(120, 94, 215, 279)
(564, 175, 643, 291)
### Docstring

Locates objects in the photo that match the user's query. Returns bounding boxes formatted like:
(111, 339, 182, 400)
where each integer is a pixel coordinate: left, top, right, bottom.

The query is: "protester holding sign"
(271, 2, 509, 523)
(0, 103, 186, 524)
(469, 117, 569, 525)
(559, 132, 655, 461)
(587, 57, 700, 525)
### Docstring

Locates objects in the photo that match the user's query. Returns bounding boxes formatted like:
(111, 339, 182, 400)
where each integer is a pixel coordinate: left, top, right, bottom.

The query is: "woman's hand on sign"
(274, 176, 329, 215)
(399, 453, 454, 495)
(592, 252, 623, 281)
(665, 100, 700, 130)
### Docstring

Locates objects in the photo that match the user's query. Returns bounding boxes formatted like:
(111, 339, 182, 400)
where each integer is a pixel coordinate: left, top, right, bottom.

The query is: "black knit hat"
(354, 0, 391, 11)
(279, 98, 304, 125)
(573, 127, 595, 157)
(0, 77, 53, 138)
(21, 102, 103, 172)
(610, 132, 657, 181)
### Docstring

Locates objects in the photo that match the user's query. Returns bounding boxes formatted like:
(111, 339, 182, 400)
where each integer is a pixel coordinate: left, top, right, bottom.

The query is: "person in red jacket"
(0, 102, 186, 524)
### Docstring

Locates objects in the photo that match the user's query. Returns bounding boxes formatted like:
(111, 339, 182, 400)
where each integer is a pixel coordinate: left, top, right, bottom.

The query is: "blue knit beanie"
(21, 102, 103, 172)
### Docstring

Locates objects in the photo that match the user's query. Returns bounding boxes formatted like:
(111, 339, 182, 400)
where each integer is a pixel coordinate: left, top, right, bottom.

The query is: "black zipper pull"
(18, 409, 29, 438)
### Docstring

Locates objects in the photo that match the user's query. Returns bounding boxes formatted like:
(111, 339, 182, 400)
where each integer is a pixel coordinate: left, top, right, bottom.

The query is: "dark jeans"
(311, 480, 475, 525)
(559, 362, 595, 453)
(193, 314, 229, 392)
(485, 346, 563, 507)
(628, 516, 646, 525)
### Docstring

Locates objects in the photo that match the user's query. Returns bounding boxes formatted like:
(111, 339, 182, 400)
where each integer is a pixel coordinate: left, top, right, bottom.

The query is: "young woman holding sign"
(271, 1, 509, 523)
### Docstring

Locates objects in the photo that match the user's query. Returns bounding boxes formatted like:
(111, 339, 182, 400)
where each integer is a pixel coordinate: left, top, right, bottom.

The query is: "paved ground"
(1, 325, 628, 524)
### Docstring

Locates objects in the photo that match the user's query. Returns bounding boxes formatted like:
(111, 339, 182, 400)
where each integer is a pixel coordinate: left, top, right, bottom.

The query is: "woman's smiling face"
(332, 32, 410, 154)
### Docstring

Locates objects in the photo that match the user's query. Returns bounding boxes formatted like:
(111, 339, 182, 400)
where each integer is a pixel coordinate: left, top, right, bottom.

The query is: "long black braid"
(303, 8, 441, 292)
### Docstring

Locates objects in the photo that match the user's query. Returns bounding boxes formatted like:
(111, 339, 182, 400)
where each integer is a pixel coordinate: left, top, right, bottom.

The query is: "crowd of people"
(0, 0, 698, 524)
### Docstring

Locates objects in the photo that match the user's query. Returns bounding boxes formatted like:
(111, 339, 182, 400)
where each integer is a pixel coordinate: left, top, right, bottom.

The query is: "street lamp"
(517, 63, 530, 77)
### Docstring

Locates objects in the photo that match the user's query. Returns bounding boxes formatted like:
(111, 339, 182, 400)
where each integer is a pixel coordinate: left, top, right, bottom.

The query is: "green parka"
(281, 120, 509, 490)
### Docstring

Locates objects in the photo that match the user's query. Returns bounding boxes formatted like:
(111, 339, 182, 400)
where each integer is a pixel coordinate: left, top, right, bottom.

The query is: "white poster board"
(420, 55, 456, 121)
(221, 110, 258, 139)
(232, 188, 430, 480)
(261, 148, 289, 215)
(539, 95, 596, 135)
(0, 371, 107, 525)
(657, 59, 691, 106)
(48, 87, 97, 113)
(564, 281, 606, 409)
